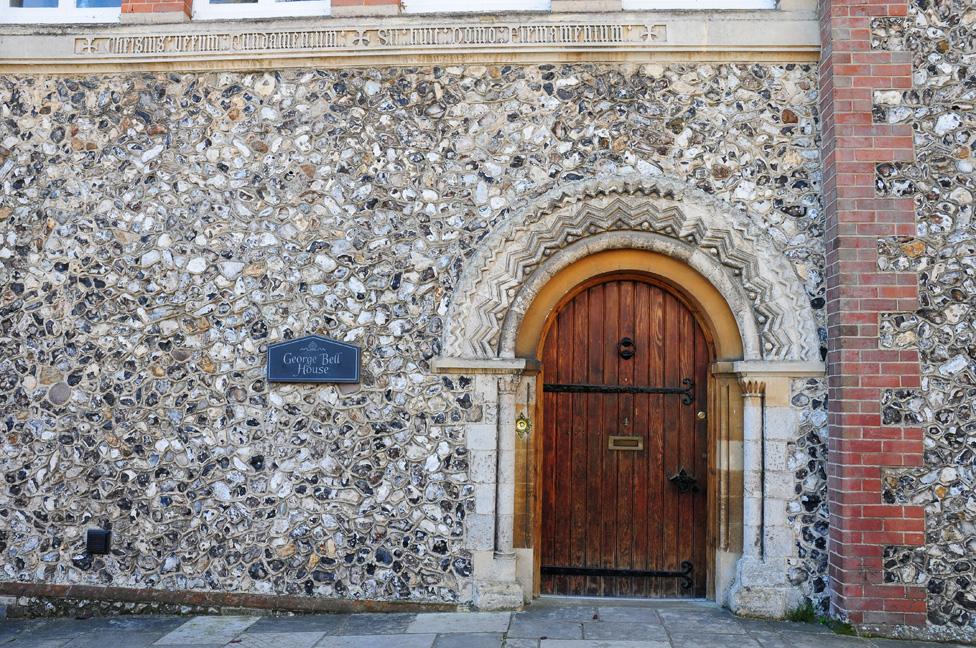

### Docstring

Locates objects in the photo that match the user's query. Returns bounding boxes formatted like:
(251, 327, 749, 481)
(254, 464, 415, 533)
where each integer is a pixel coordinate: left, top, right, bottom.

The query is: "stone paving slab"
(431, 632, 503, 647)
(504, 640, 541, 648)
(65, 633, 171, 648)
(80, 617, 186, 632)
(656, 605, 733, 619)
(2, 598, 974, 648)
(57, 617, 189, 648)
(152, 616, 259, 645)
(405, 612, 511, 634)
(246, 615, 349, 634)
(747, 631, 872, 648)
(658, 613, 747, 635)
(583, 622, 670, 641)
(0, 621, 51, 644)
(541, 641, 671, 648)
(227, 631, 326, 648)
(1, 619, 106, 642)
(668, 632, 762, 648)
(872, 642, 971, 648)
(517, 606, 600, 622)
(595, 608, 660, 623)
(335, 613, 416, 635)
(315, 635, 436, 648)
(736, 618, 833, 635)
(508, 617, 583, 639)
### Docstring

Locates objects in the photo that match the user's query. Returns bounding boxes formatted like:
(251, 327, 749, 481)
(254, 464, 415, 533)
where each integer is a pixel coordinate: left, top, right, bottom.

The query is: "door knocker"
(669, 467, 699, 493)
(617, 337, 636, 360)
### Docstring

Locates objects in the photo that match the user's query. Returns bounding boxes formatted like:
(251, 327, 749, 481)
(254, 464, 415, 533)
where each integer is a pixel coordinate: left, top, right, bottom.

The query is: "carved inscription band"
(74, 23, 667, 57)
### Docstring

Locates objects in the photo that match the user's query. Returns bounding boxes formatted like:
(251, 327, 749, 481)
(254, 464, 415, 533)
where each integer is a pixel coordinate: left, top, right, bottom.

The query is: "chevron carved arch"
(442, 175, 820, 362)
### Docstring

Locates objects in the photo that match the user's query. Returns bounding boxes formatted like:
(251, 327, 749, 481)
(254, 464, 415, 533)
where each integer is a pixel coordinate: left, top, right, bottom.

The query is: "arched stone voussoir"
(442, 174, 821, 362)
(497, 231, 762, 359)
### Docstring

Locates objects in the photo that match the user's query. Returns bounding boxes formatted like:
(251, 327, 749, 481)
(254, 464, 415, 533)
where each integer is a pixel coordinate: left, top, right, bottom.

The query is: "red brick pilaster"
(120, 0, 399, 18)
(121, 0, 191, 18)
(331, 0, 399, 14)
(819, 0, 925, 629)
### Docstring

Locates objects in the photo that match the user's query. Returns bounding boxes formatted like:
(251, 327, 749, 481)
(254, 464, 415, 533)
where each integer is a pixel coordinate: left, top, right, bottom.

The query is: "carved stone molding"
(497, 374, 522, 395)
(442, 175, 821, 363)
(69, 22, 662, 59)
(0, 12, 819, 71)
(738, 380, 767, 398)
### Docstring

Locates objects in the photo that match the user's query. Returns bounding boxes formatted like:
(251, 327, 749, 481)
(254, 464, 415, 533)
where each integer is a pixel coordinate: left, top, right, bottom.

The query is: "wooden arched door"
(540, 276, 710, 597)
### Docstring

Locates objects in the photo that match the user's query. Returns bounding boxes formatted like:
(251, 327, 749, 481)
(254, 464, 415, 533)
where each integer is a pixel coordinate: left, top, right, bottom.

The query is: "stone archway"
(432, 175, 825, 614)
(442, 175, 821, 363)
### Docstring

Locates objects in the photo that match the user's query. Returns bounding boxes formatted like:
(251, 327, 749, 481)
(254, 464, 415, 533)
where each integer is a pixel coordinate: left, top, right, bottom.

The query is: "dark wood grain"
(540, 277, 709, 598)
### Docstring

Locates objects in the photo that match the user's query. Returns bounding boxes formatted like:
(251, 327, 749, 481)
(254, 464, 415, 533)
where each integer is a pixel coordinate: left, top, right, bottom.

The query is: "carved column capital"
(497, 373, 522, 395)
(738, 379, 766, 398)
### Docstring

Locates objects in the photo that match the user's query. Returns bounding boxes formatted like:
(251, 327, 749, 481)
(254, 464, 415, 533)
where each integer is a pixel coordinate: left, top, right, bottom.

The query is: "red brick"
(120, 0, 190, 14)
(820, 0, 924, 628)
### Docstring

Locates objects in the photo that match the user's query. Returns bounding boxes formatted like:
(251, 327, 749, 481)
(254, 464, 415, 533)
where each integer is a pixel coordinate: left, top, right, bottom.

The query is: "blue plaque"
(267, 335, 361, 384)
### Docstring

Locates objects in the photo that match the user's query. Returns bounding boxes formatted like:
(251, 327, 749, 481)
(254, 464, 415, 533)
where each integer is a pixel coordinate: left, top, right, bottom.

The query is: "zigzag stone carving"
(443, 175, 820, 362)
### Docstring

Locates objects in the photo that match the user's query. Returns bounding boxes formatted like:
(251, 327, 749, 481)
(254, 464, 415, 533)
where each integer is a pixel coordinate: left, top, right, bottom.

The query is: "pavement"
(0, 597, 969, 648)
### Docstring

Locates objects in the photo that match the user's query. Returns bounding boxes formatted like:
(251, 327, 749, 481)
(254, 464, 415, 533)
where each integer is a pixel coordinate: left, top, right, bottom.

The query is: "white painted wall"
(403, 0, 550, 13)
(622, 0, 775, 8)
(193, 0, 329, 20)
(0, 0, 120, 23)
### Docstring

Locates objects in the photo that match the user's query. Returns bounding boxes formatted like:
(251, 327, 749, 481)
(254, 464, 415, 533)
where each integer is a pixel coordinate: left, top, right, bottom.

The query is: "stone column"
(470, 372, 523, 610)
(494, 374, 520, 559)
(729, 376, 803, 618)
(740, 380, 765, 559)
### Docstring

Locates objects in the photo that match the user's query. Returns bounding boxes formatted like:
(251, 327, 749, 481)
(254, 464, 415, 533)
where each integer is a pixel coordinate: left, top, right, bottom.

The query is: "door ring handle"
(618, 337, 635, 360)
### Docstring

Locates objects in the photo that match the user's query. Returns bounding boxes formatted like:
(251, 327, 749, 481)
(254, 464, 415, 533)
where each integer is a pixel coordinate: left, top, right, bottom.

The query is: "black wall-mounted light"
(86, 528, 111, 555)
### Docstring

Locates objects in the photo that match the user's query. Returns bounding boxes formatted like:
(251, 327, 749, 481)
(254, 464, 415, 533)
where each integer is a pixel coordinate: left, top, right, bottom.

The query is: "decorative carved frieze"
(0, 13, 819, 69)
(67, 22, 664, 59)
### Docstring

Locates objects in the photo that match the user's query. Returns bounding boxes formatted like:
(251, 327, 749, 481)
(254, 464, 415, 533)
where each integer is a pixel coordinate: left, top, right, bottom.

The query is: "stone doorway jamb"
(720, 359, 826, 618)
(432, 356, 536, 610)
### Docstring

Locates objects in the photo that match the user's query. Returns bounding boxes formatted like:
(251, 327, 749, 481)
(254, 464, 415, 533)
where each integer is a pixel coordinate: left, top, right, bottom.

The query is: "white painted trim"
(192, 0, 329, 21)
(403, 0, 550, 13)
(622, 0, 774, 8)
(0, 0, 120, 24)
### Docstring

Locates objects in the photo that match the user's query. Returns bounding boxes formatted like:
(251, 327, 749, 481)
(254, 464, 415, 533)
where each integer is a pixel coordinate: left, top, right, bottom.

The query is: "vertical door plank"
(676, 298, 695, 598)
(647, 285, 665, 596)
(632, 281, 652, 597)
(694, 322, 710, 596)
(541, 315, 558, 593)
(616, 281, 636, 597)
(601, 280, 620, 596)
(570, 289, 589, 596)
(584, 283, 605, 595)
(662, 292, 681, 597)
(554, 302, 575, 594)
